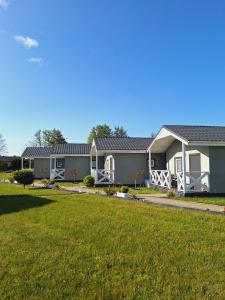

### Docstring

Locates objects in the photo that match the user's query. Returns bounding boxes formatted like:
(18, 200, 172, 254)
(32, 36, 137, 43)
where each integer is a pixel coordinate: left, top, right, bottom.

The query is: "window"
(147, 159, 155, 168)
(175, 158, 182, 173)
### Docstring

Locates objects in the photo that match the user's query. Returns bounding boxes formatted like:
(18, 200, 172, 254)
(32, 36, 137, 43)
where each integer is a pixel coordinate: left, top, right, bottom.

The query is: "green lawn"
(175, 196, 225, 207)
(1, 183, 225, 299)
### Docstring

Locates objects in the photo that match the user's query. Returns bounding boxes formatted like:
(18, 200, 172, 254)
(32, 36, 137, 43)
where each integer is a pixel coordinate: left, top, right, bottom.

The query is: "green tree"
(0, 133, 6, 154)
(30, 129, 67, 147)
(30, 130, 43, 147)
(13, 170, 34, 189)
(113, 126, 128, 137)
(87, 124, 112, 144)
(43, 129, 67, 146)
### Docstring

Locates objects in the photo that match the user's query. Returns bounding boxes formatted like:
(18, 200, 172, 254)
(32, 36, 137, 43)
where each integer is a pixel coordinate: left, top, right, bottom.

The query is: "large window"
(175, 157, 182, 173)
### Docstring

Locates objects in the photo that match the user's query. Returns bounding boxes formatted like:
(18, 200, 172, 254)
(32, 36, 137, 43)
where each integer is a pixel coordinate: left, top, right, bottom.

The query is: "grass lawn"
(175, 196, 225, 207)
(1, 183, 225, 299)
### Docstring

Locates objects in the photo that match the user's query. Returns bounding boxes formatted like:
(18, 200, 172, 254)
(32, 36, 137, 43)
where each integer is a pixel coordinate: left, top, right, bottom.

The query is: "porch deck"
(91, 169, 114, 185)
(150, 170, 210, 193)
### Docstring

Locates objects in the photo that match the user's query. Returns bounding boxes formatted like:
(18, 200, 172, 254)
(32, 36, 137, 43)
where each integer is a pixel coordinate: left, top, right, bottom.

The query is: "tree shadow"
(0, 195, 56, 215)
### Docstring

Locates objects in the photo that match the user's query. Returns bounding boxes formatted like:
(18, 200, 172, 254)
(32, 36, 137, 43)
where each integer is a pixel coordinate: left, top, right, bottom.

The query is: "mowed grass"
(175, 197, 225, 207)
(0, 184, 225, 299)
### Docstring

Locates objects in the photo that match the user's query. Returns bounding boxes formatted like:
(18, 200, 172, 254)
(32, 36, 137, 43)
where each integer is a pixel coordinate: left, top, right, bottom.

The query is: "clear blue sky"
(1, 0, 225, 155)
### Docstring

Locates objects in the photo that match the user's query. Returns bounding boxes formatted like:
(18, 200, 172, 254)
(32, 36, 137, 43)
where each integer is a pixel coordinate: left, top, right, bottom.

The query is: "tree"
(87, 124, 112, 144)
(29, 129, 67, 147)
(43, 129, 67, 146)
(113, 126, 128, 137)
(30, 130, 43, 147)
(0, 133, 6, 154)
(13, 170, 34, 188)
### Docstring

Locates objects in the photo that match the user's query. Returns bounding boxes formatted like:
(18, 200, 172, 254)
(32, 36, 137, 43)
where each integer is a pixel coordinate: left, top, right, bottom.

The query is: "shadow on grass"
(0, 195, 56, 215)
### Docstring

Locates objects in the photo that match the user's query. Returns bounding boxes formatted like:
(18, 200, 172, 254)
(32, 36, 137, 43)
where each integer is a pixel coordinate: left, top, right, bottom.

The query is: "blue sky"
(1, 0, 225, 155)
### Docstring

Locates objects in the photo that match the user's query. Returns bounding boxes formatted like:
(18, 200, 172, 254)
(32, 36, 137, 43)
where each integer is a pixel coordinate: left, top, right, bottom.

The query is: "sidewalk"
(140, 195, 225, 215)
(33, 183, 225, 215)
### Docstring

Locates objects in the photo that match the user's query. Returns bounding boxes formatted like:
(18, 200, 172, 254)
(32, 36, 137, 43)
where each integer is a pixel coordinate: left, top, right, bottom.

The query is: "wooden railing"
(177, 171, 210, 192)
(51, 169, 65, 180)
(150, 170, 171, 189)
(91, 169, 114, 184)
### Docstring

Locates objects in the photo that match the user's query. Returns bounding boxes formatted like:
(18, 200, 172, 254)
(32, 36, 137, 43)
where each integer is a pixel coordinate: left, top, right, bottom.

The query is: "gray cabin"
(21, 144, 91, 181)
(149, 125, 225, 195)
(90, 137, 165, 185)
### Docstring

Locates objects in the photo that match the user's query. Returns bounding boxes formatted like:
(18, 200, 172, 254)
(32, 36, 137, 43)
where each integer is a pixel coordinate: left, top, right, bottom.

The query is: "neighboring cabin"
(21, 144, 90, 181)
(90, 137, 164, 185)
(149, 125, 225, 194)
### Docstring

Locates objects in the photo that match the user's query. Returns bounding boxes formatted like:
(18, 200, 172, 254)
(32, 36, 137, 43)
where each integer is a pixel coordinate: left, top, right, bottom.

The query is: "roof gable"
(164, 125, 225, 142)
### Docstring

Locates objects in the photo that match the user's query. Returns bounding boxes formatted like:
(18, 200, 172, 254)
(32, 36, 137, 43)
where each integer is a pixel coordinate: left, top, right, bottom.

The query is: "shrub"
(120, 186, 129, 193)
(104, 187, 116, 196)
(83, 175, 95, 187)
(41, 179, 48, 188)
(130, 193, 137, 199)
(13, 170, 34, 188)
(167, 190, 176, 198)
(48, 179, 55, 185)
(8, 176, 14, 184)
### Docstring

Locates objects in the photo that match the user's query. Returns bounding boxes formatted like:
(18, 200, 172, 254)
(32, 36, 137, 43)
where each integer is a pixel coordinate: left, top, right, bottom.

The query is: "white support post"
(148, 150, 152, 183)
(50, 157, 52, 179)
(90, 154, 92, 173)
(21, 157, 24, 169)
(182, 143, 187, 194)
(96, 152, 98, 182)
(54, 157, 56, 169)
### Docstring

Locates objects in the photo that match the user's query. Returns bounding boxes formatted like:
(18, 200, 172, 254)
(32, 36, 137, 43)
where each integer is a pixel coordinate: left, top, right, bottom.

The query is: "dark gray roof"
(52, 143, 91, 155)
(94, 137, 153, 151)
(164, 125, 225, 142)
(21, 147, 52, 157)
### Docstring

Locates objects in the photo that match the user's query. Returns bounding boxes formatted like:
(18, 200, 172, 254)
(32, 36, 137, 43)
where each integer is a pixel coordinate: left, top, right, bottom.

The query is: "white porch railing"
(91, 169, 114, 184)
(150, 170, 171, 189)
(177, 171, 210, 193)
(51, 169, 65, 181)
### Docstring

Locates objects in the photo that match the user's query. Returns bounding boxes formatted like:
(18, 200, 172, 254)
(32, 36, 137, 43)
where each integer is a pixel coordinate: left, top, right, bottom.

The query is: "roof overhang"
(149, 127, 188, 153)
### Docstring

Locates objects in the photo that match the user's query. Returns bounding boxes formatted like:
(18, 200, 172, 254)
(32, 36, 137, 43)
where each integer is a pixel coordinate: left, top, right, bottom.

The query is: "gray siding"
(113, 153, 166, 185)
(209, 147, 225, 193)
(64, 156, 90, 181)
(34, 158, 50, 179)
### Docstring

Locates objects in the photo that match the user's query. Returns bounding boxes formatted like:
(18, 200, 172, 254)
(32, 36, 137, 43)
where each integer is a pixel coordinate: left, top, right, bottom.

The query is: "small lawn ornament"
(132, 171, 144, 189)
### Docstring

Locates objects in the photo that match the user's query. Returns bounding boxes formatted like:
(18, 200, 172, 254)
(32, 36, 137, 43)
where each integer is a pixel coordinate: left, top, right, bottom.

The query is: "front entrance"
(189, 154, 201, 190)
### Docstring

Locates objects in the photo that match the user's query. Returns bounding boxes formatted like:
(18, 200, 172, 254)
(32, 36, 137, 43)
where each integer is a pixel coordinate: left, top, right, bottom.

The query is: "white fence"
(150, 170, 171, 189)
(91, 169, 114, 184)
(51, 169, 65, 180)
(177, 171, 210, 193)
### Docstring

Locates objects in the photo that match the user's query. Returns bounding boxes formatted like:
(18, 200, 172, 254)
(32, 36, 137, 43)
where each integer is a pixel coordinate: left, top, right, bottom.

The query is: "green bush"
(8, 176, 14, 184)
(41, 179, 48, 188)
(104, 187, 116, 196)
(167, 190, 176, 198)
(120, 186, 129, 193)
(48, 179, 55, 185)
(83, 175, 95, 187)
(13, 170, 34, 188)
